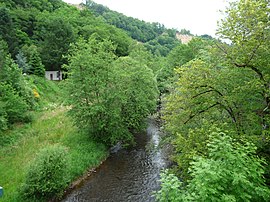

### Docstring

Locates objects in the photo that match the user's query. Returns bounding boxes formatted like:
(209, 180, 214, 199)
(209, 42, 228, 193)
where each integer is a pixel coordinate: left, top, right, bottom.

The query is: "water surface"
(62, 118, 169, 202)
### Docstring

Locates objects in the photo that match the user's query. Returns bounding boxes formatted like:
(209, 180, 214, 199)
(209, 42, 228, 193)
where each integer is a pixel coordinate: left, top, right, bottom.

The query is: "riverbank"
(62, 117, 171, 201)
(59, 157, 108, 201)
(0, 79, 108, 202)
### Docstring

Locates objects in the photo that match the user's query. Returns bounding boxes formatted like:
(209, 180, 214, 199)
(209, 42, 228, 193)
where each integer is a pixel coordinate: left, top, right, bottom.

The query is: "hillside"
(84, 0, 181, 56)
(1, 0, 269, 201)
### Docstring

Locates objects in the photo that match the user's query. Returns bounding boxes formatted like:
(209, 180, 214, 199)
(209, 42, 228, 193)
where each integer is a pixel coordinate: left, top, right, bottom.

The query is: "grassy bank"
(0, 78, 108, 201)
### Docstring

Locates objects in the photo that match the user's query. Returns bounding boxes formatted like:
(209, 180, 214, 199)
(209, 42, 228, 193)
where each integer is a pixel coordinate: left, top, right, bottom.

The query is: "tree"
(67, 36, 159, 145)
(0, 82, 28, 126)
(0, 46, 30, 130)
(22, 45, 45, 77)
(179, 29, 192, 35)
(215, 0, 270, 184)
(0, 53, 24, 94)
(161, 0, 270, 182)
(15, 50, 29, 74)
(157, 42, 195, 93)
(113, 56, 158, 131)
(0, 39, 8, 68)
(36, 15, 75, 70)
(217, 0, 270, 129)
(79, 23, 132, 57)
(0, 6, 19, 57)
(66, 37, 123, 145)
(28, 47, 45, 77)
(162, 56, 265, 179)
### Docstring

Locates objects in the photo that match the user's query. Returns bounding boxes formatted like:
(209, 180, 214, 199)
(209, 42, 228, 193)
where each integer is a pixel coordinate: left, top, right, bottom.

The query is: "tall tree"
(217, 0, 270, 129)
(66, 37, 122, 145)
(113, 56, 158, 131)
(36, 16, 75, 71)
(15, 50, 29, 74)
(161, 0, 270, 185)
(22, 45, 45, 77)
(67, 36, 158, 145)
(0, 6, 19, 57)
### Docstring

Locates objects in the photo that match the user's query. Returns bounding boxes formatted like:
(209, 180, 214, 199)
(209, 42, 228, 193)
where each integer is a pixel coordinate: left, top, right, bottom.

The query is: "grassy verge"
(0, 78, 108, 201)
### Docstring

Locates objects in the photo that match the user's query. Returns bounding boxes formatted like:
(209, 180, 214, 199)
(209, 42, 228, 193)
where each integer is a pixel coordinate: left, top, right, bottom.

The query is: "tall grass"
(0, 77, 108, 201)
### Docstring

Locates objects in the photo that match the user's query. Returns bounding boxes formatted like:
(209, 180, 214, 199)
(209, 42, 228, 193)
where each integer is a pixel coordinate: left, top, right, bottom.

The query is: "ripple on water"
(62, 118, 170, 202)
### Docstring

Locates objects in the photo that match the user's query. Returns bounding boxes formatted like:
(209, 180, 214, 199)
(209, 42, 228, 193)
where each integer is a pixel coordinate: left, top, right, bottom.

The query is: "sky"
(62, 0, 231, 37)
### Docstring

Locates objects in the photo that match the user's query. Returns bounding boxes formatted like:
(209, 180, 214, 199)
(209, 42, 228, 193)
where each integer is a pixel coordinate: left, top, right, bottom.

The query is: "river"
(62, 118, 170, 202)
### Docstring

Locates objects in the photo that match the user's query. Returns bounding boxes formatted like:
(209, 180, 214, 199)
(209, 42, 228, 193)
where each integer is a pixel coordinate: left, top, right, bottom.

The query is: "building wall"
(45, 71, 62, 81)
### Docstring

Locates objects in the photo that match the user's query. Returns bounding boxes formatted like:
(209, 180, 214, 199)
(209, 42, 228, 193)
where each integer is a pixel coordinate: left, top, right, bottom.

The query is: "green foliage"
(161, 0, 270, 194)
(144, 33, 180, 56)
(86, 0, 165, 42)
(0, 39, 8, 66)
(155, 169, 183, 202)
(171, 123, 224, 181)
(157, 38, 212, 93)
(85, 0, 179, 56)
(15, 50, 29, 73)
(217, 0, 270, 128)
(0, 6, 19, 57)
(21, 145, 69, 200)
(66, 37, 120, 145)
(0, 53, 34, 130)
(26, 45, 45, 77)
(0, 100, 8, 131)
(167, 43, 194, 68)
(157, 132, 270, 202)
(35, 14, 75, 71)
(0, 102, 107, 201)
(163, 57, 263, 136)
(179, 29, 192, 35)
(0, 51, 24, 92)
(163, 55, 267, 181)
(67, 37, 158, 145)
(0, 83, 28, 126)
(113, 56, 158, 131)
(157, 43, 194, 93)
(185, 133, 270, 201)
(3, 0, 64, 11)
(79, 23, 132, 57)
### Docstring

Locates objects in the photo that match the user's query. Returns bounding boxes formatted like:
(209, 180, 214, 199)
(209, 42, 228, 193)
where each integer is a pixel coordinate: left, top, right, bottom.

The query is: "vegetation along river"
(62, 118, 170, 202)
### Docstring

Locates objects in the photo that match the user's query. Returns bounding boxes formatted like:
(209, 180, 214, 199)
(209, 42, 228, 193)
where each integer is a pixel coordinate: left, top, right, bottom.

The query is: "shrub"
(156, 132, 270, 202)
(185, 132, 270, 201)
(155, 170, 183, 202)
(0, 82, 28, 125)
(21, 145, 70, 200)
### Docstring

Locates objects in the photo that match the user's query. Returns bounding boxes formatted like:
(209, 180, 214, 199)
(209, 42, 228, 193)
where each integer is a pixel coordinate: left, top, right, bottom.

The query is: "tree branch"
(184, 103, 219, 124)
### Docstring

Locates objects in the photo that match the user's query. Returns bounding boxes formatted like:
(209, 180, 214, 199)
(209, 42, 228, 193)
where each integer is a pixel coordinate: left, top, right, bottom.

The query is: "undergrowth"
(0, 77, 108, 201)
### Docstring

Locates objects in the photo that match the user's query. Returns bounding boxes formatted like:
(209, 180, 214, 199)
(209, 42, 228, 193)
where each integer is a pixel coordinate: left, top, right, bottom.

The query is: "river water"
(62, 118, 170, 202)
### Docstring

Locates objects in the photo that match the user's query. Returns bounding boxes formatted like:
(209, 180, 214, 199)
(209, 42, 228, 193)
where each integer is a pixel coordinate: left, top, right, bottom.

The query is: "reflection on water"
(62, 118, 169, 202)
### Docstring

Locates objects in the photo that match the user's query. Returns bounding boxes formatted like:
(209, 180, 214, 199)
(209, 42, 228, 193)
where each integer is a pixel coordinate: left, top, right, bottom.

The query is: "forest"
(0, 0, 269, 201)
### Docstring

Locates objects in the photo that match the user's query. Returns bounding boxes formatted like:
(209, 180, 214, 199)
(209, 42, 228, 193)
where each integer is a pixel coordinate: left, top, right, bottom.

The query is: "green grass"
(0, 77, 108, 201)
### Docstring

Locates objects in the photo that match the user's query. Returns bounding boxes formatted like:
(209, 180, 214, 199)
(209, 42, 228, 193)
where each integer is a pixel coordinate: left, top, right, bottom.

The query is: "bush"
(21, 145, 70, 200)
(155, 170, 183, 202)
(0, 83, 28, 125)
(185, 133, 270, 201)
(156, 132, 270, 202)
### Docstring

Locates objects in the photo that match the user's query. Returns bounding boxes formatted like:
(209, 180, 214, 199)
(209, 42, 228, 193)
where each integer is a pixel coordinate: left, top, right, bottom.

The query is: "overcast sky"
(63, 0, 232, 37)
